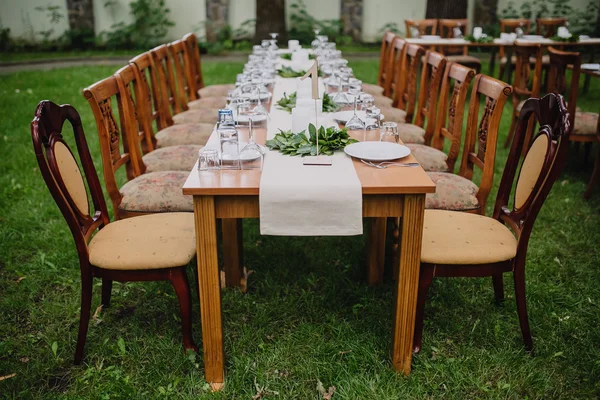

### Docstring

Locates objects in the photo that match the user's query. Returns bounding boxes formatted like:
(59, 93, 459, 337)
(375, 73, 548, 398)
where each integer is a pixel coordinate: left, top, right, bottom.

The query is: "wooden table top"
(183, 127, 436, 196)
(404, 37, 600, 47)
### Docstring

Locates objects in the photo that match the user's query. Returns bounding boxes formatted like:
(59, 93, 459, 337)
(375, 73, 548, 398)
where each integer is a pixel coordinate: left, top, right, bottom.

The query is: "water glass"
(198, 149, 220, 171)
(380, 122, 399, 143)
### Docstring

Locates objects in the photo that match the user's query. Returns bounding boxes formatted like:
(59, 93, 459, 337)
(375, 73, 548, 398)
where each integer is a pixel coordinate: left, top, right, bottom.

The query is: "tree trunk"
(205, 0, 229, 43)
(340, 0, 363, 42)
(255, 0, 287, 44)
(473, 0, 499, 27)
(425, 0, 468, 19)
(65, 0, 95, 49)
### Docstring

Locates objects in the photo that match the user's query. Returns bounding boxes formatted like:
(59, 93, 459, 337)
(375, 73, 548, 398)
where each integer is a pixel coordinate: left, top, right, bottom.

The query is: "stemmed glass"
(269, 32, 279, 51)
(332, 73, 352, 107)
(345, 92, 366, 140)
(237, 101, 264, 170)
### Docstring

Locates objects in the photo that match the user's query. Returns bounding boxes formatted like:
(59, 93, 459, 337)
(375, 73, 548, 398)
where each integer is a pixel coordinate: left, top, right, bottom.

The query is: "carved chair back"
(405, 19, 438, 37)
(83, 75, 144, 215)
(536, 18, 567, 38)
(547, 47, 581, 134)
(183, 32, 205, 92)
(31, 101, 110, 268)
(414, 51, 447, 144)
(431, 62, 476, 172)
(383, 37, 406, 98)
(499, 19, 531, 59)
(130, 51, 171, 131)
(377, 31, 397, 89)
(393, 44, 425, 123)
(168, 39, 197, 105)
(459, 74, 512, 212)
(438, 19, 469, 56)
(150, 44, 186, 117)
(493, 93, 570, 253)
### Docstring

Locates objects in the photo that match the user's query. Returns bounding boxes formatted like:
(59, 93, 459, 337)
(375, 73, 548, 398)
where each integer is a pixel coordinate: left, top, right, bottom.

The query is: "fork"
(360, 159, 420, 169)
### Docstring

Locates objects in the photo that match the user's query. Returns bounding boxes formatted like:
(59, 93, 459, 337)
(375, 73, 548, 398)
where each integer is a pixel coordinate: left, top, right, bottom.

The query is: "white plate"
(344, 141, 411, 162)
(420, 35, 441, 40)
(332, 110, 385, 124)
(237, 114, 268, 123)
(582, 63, 600, 71)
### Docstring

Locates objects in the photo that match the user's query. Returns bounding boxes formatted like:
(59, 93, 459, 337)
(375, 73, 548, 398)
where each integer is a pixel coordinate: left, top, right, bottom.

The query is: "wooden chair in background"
(425, 74, 512, 214)
(362, 31, 397, 97)
(83, 76, 193, 219)
(31, 101, 198, 364)
(414, 93, 571, 353)
(438, 19, 482, 73)
(498, 18, 532, 80)
(373, 37, 405, 108)
(405, 19, 438, 37)
(536, 18, 567, 37)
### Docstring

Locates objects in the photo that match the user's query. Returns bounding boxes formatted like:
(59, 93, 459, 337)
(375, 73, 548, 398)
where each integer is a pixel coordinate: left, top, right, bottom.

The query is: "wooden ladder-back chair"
(115, 64, 202, 173)
(438, 19, 482, 73)
(183, 32, 235, 98)
(409, 62, 476, 173)
(397, 51, 447, 151)
(498, 18, 532, 80)
(362, 31, 396, 97)
(536, 17, 567, 38)
(503, 43, 543, 151)
(31, 101, 198, 364)
(405, 19, 438, 38)
(425, 74, 512, 214)
(414, 93, 571, 353)
(83, 75, 193, 219)
(372, 37, 406, 109)
(130, 52, 215, 149)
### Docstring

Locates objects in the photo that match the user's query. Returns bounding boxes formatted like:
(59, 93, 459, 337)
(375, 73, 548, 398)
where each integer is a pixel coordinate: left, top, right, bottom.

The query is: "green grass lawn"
(0, 59, 599, 399)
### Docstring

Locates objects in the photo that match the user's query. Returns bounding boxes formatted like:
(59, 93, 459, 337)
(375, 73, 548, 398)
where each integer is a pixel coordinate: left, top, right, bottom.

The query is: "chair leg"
(492, 273, 504, 304)
(584, 142, 592, 167)
(504, 114, 518, 149)
(584, 142, 600, 199)
(498, 63, 505, 81)
(513, 269, 533, 352)
(101, 278, 112, 307)
(413, 264, 434, 353)
(170, 267, 198, 353)
(74, 274, 93, 364)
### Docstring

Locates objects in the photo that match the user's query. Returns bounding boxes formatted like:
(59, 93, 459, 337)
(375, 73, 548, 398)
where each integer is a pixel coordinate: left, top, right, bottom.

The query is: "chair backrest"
(393, 44, 425, 123)
(169, 39, 197, 104)
(493, 93, 570, 250)
(405, 19, 438, 37)
(431, 62, 476, 172)
(183, 32, 205, 92)
(83, 75, 143, 215)
(414, 51, 447, 144)
(536, 17, 567, 37)
(547, 47, 580, 134)
(31, 101, 110, 265)
(130, 51, 171, 131)
(151, 44, 187, 116)
(438, 19, 469, 55)
(377, 31, 397, 89)
(499, 19, 531, 58)
(383, 37, 405, 98)
(459, 74, 513, 213)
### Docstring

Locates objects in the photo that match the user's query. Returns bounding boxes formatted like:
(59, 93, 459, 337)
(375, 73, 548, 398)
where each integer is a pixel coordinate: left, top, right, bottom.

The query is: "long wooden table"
(183, 126, 436, 389)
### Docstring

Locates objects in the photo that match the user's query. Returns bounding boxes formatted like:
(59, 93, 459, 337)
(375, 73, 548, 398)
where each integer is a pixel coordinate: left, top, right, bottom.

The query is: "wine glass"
(345, 95, 366, 140)
(237, 102, 265, 169)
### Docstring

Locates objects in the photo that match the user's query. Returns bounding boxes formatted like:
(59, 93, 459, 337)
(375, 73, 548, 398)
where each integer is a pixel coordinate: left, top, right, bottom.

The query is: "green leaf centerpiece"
(265, 124, 358, 156)
(464, 34, 494, 44)
(280, 53, 314, 61)
(551, 34, 580, 43)
(276, 92, 339, 113)
(277, 66, 323, 78)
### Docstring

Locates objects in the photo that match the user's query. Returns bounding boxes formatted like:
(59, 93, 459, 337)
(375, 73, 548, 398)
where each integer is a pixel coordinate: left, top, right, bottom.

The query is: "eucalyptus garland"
(265, 124, 358, 156)
(280, 53, 314, 61)
(551, 34, 580, 43)
(464, 35, 494, 44)
(275, 92, 339, 113)
(277, 66, 322, 78)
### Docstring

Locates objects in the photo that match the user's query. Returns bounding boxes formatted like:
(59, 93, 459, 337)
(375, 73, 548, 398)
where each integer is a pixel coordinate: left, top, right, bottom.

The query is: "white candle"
(296, 98, 323, 116)
(292, 50, 309, 65)
(297, 77, 312, 99)
(292, 107, 313, 136)
(288, 39, 300, 51)
(473, 27, 483, 39)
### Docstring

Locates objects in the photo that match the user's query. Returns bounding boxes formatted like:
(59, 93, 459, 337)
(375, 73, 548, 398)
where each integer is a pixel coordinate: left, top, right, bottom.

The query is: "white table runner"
(259, 76, 363, 236)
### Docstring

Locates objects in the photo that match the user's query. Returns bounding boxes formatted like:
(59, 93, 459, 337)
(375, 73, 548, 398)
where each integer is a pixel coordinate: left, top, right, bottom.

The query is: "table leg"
(222, 218, 245, 290)
(489, 47, 497, 76)
(193, 196, 225, 391)
(391, 194, 425, 375)
(366, 217, 387, 286)
(503, 46, 514, 83)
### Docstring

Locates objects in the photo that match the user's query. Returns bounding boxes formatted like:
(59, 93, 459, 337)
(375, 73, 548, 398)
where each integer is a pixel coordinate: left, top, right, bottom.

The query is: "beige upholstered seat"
(119, 171, 193, 213)
(143, 145, 202, 173)
(188, 96, 227, 109)
(425, 172, 480, 211)
(373, 95, 393, 108)
(89, 213, 196, 270)
(379, 106, 407, 124)
(155, 123, 214, 148)
(421, 210, 518, 264)
(173, 108, 220, 125)
(198, 84, 235, 98)
(406, 144, 449, 172)
(573, 111, 599, 136)
(362, 83, 385, 96)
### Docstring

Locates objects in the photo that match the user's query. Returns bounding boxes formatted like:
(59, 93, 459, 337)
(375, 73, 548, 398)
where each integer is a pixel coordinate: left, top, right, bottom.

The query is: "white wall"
(1, 0, 70, 41)
(230, 0, 256, 35)
(362, 0, 427, 42)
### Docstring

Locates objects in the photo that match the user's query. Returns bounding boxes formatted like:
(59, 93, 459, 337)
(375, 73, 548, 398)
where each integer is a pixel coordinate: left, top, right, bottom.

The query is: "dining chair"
(584, 117, 600, 199)
(169, 38, 227, 109)
(183, 32, 236, 98)
(31, 101, 198, 364)
(83, 75, 193, 219)
(115, 64, 202, 173)
(414, 93, 571, 353)
(438, 19, 482, 73)
(498, 18, 532, 80)
(373, 37, 406, 107)
(425, 74, 512, 214)
(130, 52, 215, 149)
(362, 31, 397, 97)
(405, 19, 438, 37)
(408, 62, 476, 172)
(503, 43, 543, 150)
(151, 45, 218, 125)
(536, 17, 567, 38)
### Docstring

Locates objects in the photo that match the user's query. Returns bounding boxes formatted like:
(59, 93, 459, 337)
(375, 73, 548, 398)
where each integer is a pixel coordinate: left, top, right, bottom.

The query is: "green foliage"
(288, 0, 352, 46)
(197, 20, 255, 55)
(279, 52, 314, 60)
(275, 91, 339, 113)
(378, 22, 403, 37)
(464, 34, 494, 43)
(277, 66, 307, 78)
(266, 125, 358, 156)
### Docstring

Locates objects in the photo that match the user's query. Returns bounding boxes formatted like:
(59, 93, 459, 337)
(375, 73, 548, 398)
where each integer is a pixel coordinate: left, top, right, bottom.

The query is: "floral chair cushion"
(406, 144, 449, 172)
(143, 145, 203, 173)
(119, 171, 193, 213)
(425, 172, 480, 212)
(362, 83, 385, 96)
(156, 123, 214, 148)
(173, 108, 220, 125)
(198, 84, 236, 98)
(188, 96, 227, 109)
(379, 106, 407, 125)
(573, 111, 599, 136)
(373, 95, 393, 108)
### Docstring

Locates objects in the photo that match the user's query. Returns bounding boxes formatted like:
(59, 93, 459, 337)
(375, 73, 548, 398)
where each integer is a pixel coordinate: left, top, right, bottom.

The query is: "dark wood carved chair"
(414, 93, 571, 353)
(498, 18, 532, 80)
(31, 101, 198, 364)
(425, 74, 512, 214)
(130, 52, 215, 149)
(438, 19, 482, 73)
(83, 75, 193, 219)
(362, 31, 397, 97)
(405, 19, 438, 37)
(536, 18, 567, 38)
(408, 62, 476, 173)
